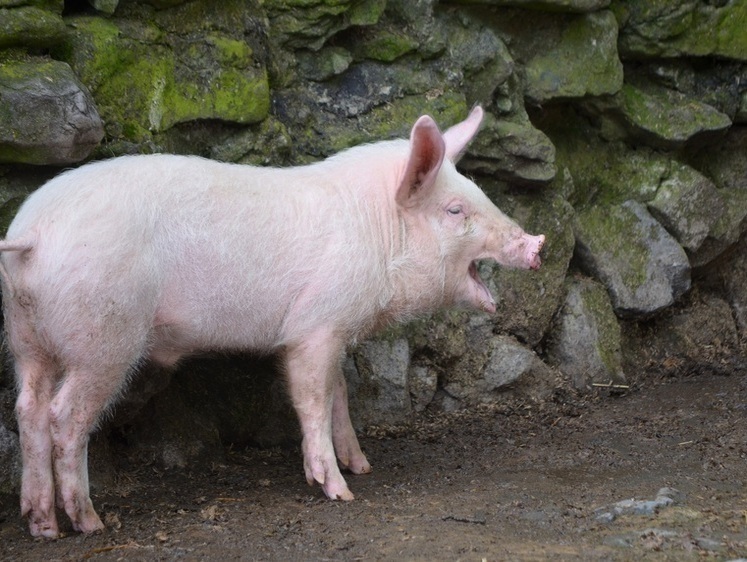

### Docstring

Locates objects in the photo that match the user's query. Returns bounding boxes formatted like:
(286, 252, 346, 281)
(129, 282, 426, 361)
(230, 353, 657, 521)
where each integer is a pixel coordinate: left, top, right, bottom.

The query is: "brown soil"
(1, 372, 746, 561)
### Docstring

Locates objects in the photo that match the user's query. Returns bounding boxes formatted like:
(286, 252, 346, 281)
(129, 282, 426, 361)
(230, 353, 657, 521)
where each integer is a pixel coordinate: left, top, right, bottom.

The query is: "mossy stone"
(524, 10, 623, 103)
(574, 200, 690, 317)
(462, 112, 557, 185)
(0, 6, 67, 49)
(297, 46, 353, 81)
(350, 26, 419, 62)
(647, 162, 724, 253)
(450, 0, 610, 12)
(263, 0, 386, 50)
(584, 82, 732, 150)
(547, 276, 626, 389)
(57, 17, 270, 142)
(616, 0, 747, 61)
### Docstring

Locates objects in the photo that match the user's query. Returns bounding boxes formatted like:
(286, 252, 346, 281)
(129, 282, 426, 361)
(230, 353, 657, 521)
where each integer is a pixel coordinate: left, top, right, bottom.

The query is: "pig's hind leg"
(48, 362, 134, 534)
(284, 331, 355, 501)
(13, 354, 61, 538)
(332, 371, 371, 475)
(47, 302, 155, 533)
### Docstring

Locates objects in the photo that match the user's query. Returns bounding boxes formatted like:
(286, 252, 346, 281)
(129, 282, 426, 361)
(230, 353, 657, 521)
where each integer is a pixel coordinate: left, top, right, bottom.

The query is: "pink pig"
(0, 106, 544, 537)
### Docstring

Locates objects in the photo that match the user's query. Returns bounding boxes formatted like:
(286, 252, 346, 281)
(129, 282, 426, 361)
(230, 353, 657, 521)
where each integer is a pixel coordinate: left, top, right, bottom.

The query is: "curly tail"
(0, 237, 35, 298)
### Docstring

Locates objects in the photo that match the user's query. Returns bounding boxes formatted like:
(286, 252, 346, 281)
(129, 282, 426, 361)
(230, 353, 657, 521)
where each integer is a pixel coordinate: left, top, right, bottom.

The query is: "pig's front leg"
(284, 331, 354, 501)
(332, 371, 371, 475)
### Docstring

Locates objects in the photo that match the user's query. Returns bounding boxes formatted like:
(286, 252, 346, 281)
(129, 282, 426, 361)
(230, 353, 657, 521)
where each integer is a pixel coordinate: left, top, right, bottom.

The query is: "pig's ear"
(443, 106, 483, 162)
(396, 115, 446, 208)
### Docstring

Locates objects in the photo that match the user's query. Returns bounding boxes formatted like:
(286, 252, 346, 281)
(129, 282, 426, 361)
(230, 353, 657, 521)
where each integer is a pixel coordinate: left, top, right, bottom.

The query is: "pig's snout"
(527, 234, 545, 270)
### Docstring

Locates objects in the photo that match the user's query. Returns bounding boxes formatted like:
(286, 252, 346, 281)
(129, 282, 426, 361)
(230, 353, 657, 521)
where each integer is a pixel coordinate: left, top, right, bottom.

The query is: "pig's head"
(396, 106, 545, 313)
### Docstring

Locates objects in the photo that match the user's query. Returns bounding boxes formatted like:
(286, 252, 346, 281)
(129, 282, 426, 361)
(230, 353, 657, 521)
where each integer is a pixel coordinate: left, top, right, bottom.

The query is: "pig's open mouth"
(469, 260, 496, 313)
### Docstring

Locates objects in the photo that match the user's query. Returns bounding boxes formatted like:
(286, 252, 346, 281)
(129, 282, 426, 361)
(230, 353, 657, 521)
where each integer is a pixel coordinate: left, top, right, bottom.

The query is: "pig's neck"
(377, 212, 448, 326)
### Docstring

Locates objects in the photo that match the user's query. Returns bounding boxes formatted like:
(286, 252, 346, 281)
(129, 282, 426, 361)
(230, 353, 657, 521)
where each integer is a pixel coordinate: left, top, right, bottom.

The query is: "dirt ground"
(1, 371, 745, 561)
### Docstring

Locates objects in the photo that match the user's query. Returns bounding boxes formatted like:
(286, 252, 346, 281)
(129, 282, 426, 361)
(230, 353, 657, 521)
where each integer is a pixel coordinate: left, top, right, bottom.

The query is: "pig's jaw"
(468, 261, 497, 313)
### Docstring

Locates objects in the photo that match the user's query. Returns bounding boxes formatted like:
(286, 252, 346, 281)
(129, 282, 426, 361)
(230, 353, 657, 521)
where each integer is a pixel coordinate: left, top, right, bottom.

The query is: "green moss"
(580, 280, 622, 375)
(54, 16, 125, 90)
(617, 0, 747, 60)
(207, 34, 253, 64)
(347, 0, 385, 25)
(576, 204, 650, 290)
(352, 28, 418, 62)
(327, 92, 467, 153)
(522, 10, 623, 103)
(56, 17, 269, 143)
(0, 6, 67, 49)
(615, 82, 731, 147)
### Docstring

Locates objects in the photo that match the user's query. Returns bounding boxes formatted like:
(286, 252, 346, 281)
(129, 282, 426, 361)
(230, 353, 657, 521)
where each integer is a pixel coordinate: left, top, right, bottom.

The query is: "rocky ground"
(1, 370, 745, 561)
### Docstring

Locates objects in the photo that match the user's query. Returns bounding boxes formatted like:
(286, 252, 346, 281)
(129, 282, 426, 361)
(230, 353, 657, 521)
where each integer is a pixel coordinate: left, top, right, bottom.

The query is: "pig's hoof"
(326, 486, 355, 501)
(29, 518, 60, 539)
(345, 458, 372, 475)
(321, 476, 355, 501)
(73, 513, 105, 534)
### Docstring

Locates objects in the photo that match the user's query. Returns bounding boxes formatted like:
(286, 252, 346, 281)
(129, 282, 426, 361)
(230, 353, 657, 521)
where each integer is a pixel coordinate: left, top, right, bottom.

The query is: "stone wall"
(1, 0, 746, 492)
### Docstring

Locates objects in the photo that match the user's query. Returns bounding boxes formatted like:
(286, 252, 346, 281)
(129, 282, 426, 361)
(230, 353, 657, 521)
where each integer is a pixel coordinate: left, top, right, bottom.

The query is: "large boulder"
(57, 16, 271, 143)
(584, 82, 732, 150)
(262, 0, 386, 50)
(614, 0, 747, 61)
(347, 337, 412, 428)
(546, 276, 626, 389)
(451, 0, 610, 12)
(483, 187, 575, 346)
(574, 200, 691, 317)
(0, 60, 104, 165)
(486, 9, 623, 105)
(462, 112, 557, 185)
(647, 162, 725, 254)
(0, 5, 66, 49)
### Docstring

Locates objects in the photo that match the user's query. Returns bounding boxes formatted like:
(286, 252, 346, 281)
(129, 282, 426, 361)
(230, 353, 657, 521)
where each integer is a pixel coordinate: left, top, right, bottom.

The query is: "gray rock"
(0, 60, 104, 165)
(686, 187, 747, 269)
(628, 60, 747, 122)
(574, 200, 691, 318)
(585, 82, 732, 150)
(297, 47, 353, 81)
(543, 110, 669, 207)
(647, 162, 725, 253)
(347, 337, 411, 428)
(481, 335, 554, 398)
(616, 0, 747, 61)
(462, 112, 556, 185)
(409, 365, 438, 413)
(263, 0, 386, 50)
(443, 334, 554, 403)
(547, 276, 626, 389)
(690, 127, 747, 192)
(450, 0, 610, 11)
(523, 10, 623, 104)
(0, 6, 66, 49)
(87, 0, 118, 14)
(596, 487, 680, 522)
(0, 418, 20, 495)
(482, 187, 575, 347)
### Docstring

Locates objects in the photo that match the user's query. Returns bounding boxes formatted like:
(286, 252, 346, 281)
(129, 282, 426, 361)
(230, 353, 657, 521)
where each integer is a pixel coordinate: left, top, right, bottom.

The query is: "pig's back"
(4, 153, 395, 354)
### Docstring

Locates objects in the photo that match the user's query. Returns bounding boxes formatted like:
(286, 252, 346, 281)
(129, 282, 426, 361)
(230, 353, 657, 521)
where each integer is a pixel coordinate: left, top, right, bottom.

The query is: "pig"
(0, 106, 544, 538)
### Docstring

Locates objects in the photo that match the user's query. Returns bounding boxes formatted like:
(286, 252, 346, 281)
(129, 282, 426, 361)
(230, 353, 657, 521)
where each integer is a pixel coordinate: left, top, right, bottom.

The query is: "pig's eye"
(447, 205, 463, 216)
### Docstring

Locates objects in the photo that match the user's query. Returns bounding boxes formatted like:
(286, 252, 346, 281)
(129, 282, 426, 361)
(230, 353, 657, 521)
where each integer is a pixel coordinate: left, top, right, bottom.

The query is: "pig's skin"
(0, 106, 544, 538)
